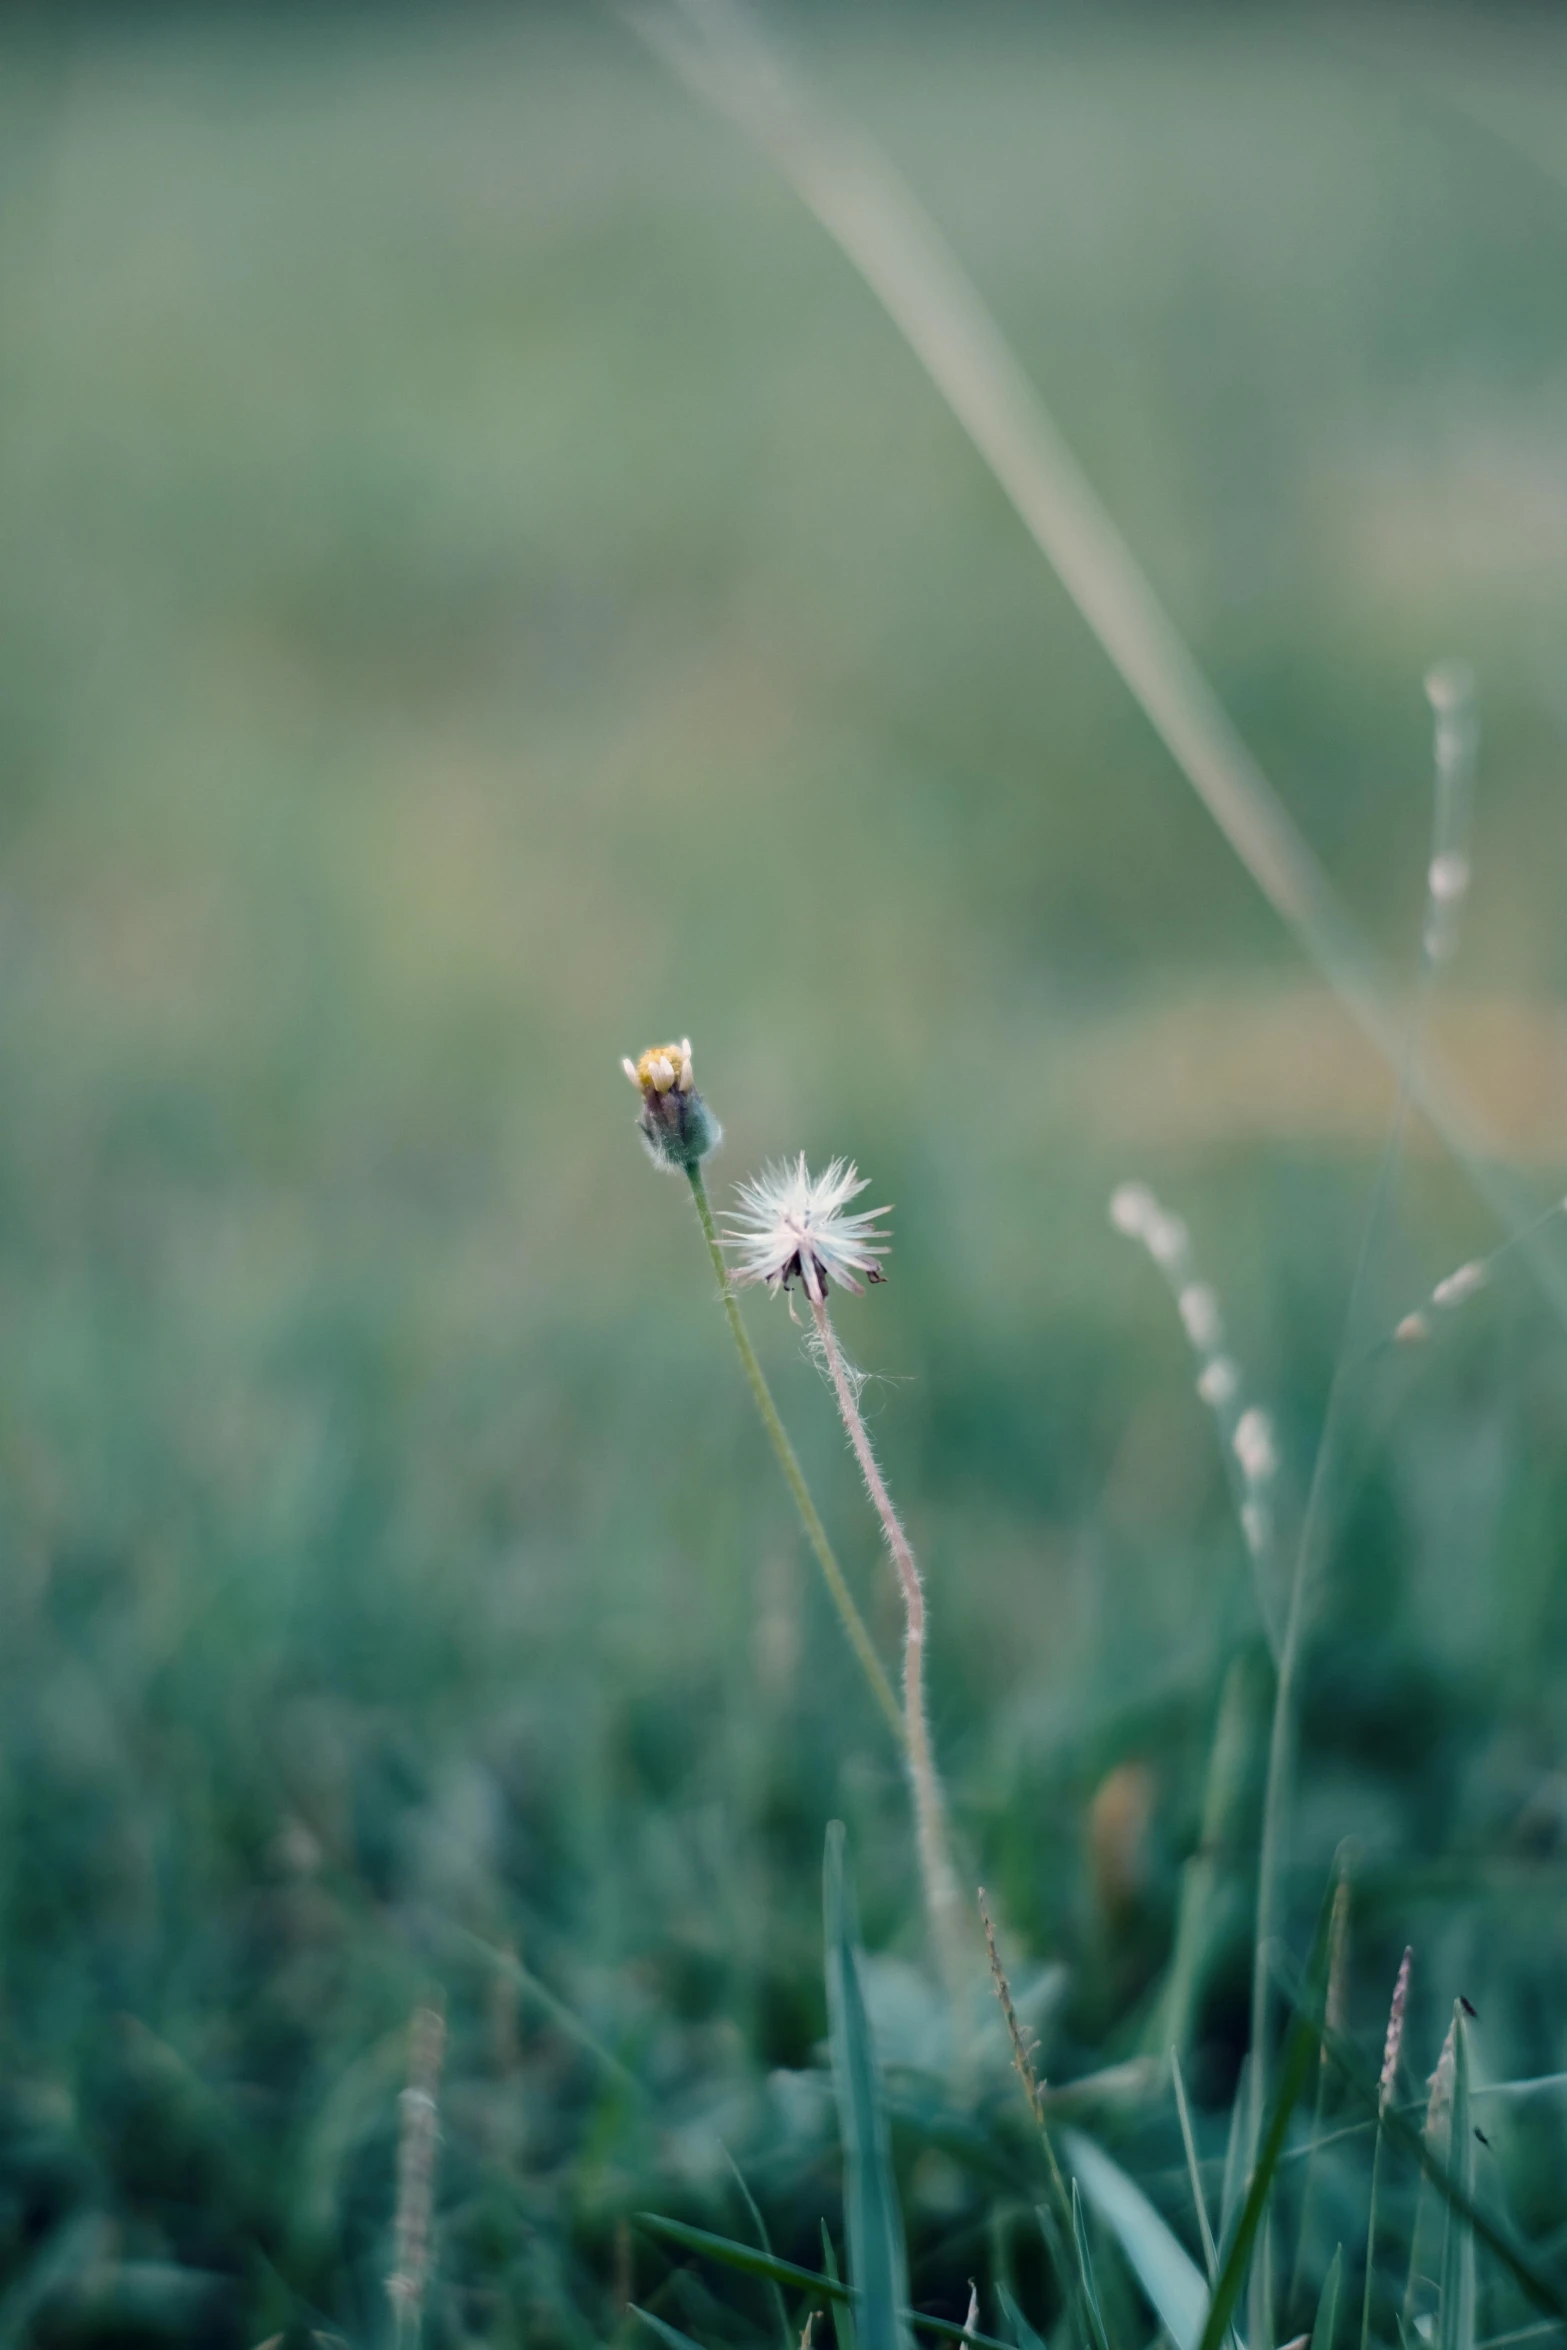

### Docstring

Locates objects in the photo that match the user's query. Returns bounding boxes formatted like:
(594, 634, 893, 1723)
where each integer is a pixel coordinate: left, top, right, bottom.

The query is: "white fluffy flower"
(723, 1155, 890, 1303)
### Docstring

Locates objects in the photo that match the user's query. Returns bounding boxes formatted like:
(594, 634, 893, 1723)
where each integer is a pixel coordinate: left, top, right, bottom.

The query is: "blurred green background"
(3, 4, 1567, 2341)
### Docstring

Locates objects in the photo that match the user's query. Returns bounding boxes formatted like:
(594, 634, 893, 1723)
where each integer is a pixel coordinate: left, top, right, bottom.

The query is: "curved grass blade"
(635, 2310, 711, 2350)
(995, 2285, 1048, 2350)
(824, 2227, 856, 2350)
(1220, 2059, 1252, 2260)
(1196, 1896, 1338, 2350)
(1439, 2011, 1476, 2350)
(1312, 2249, 1343, 2350)
(635, 2216, 1018, 2350)
(1064, 2130, 1208, 2350)
(727, 2151, 793, 2350)
(825, 1822, 913, 2350)
(1172, 2053, 1220, 2286)
(641, 2213, 832, 2300)
(1072, 2180, 1114, 2350)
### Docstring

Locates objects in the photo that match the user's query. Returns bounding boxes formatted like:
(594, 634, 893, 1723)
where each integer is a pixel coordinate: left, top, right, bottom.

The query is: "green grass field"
(3, 5, 1567, 2342)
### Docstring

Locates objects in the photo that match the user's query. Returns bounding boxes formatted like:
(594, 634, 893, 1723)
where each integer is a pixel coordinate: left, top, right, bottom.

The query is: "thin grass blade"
(824, 2226, 856, 2350)
(635, 2217, 1015, 2350)
(825, 1822, 913, 2350)
(1439, 2011, 1476, 2350)
(1220, 2059, 1252, 2259)
(1172, 2053, 1219, 2285)
(1312, 2250, 1343, 2350)
(1072, 2180, 1115, 2350)
(727, 2150, 794, 2350)
(995, 2285, 1048, 2350)
(1064, 2130, 1208, 2350)
(1196, 1896, 1337, 2350)
(635, 2310, 710, 2350)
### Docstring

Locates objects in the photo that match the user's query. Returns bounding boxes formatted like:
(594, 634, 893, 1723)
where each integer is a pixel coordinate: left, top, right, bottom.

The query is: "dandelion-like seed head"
(621, 1036, 721, 1172)
(724, 1154, 890, 1305)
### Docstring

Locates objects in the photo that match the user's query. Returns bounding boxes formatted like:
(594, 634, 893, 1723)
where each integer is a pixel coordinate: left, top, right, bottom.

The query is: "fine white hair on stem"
(807, 1287, 967, 1996)
(1110, 1180, 1282, 1656)
(388, 2001, 446, 2347)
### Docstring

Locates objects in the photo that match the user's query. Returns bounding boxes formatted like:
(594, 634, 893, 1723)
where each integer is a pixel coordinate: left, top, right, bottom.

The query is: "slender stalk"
(809, 1289, 966, 1993)
(388, 2001, 445, 2350)
(1360, 2128, 1389, 2350)
(980, 1888, 1076, 2258)
(1289, 1867, 1352, 2320)
(1363, 1949, 1412, 2350)
(684, 1165, 904, 1746)
(1248, 680, 1476, 2347)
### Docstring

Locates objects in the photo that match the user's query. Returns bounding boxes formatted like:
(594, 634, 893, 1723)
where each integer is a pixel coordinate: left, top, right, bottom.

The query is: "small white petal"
(1395, 1313, 1429, 1346)
(1198, 1356, 1238, 1408)
(621, 1057, 641, 1087)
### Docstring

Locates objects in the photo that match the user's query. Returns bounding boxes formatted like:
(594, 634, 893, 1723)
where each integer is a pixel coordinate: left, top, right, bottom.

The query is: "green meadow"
(2, 6, 1567, 2341)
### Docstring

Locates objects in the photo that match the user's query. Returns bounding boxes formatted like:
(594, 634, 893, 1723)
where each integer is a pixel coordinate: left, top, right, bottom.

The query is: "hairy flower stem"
(684, 1166, 904, 1746)
(809, 1292, 968, 1995)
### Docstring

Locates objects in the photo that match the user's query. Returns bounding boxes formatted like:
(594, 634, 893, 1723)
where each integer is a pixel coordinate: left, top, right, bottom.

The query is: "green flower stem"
(684, 1165, 904, 1747)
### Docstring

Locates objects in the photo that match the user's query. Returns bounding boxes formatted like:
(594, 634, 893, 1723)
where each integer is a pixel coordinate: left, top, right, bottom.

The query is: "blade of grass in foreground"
(1313, 2249, 1344, 2350)
(727, 2149, 794, 2350)
(825, 1821, 913, 2350)
(1171, 2053, 1219, 2287)
(1064, 2130, 1208, 2350)
(634, 2216, 1017, 2350)
(995, 2284, 1047, 2350)
(1071, 2181, 1114, 2350)
(635, 2309, 710, 2350)
(1438, 2009, 1476, 2350)
(1197, 1892, 1337, 2350)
